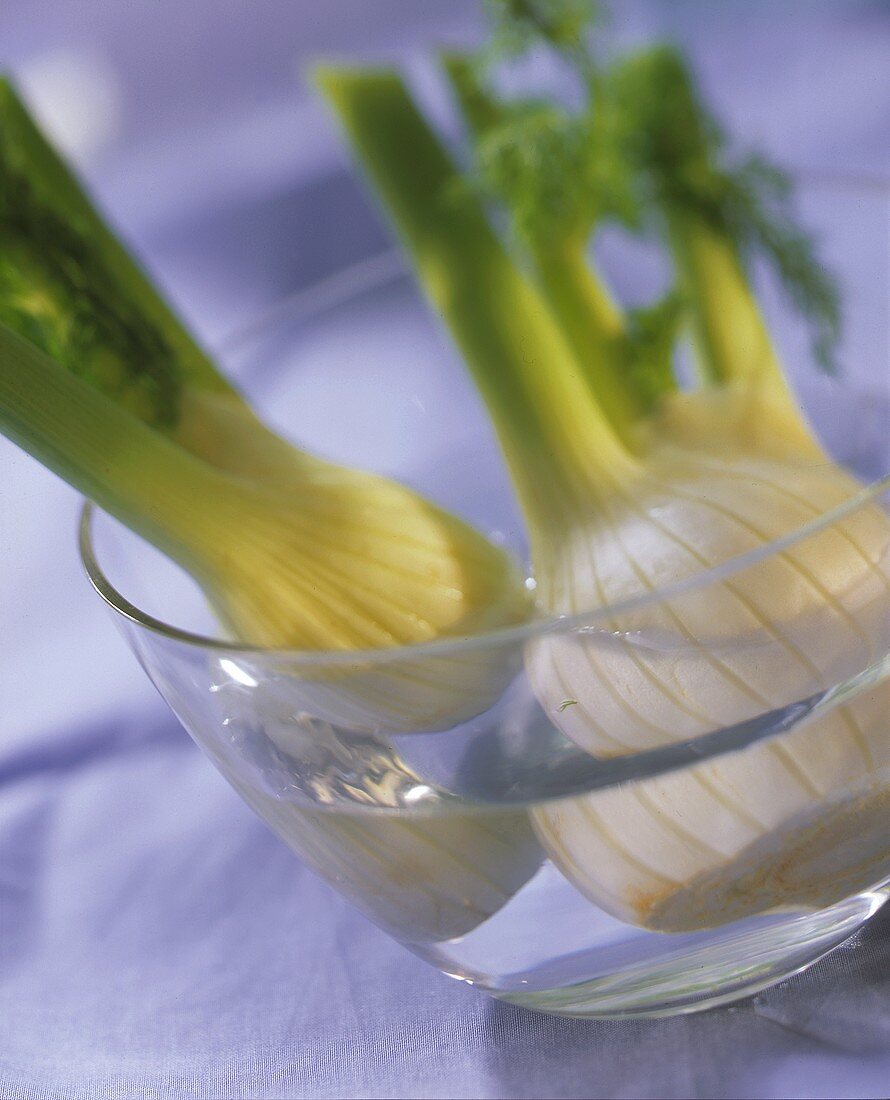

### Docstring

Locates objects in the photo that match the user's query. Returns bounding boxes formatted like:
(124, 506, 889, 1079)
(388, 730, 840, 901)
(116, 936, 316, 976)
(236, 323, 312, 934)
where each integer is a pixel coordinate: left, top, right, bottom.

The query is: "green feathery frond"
(610, 46, 841, 372)
(482, 0, 602, 66)
(621, 290, 686, 410)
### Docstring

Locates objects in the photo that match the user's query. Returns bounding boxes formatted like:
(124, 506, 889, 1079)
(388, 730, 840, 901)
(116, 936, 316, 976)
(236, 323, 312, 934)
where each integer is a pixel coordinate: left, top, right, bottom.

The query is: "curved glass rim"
(79, 473, 889, 666)
(78, 167, 890, 667)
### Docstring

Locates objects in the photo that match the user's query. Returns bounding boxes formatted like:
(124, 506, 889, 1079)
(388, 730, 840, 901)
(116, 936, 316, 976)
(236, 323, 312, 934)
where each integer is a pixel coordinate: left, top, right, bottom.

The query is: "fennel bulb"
(0, 77, 530, 730)
(320, 61, 890, 932)
(521, 46, 890, 930)
(0, 79, 544, 939)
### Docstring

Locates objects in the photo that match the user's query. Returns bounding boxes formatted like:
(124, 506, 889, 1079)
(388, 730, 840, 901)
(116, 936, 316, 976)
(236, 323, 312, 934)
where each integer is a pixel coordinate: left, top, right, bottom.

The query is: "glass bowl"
(79, 179, 889, 1018)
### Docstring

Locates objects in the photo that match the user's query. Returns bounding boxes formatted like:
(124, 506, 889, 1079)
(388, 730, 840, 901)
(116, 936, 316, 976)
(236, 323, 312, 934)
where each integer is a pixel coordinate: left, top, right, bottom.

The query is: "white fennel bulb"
(529, 440, 890, 930)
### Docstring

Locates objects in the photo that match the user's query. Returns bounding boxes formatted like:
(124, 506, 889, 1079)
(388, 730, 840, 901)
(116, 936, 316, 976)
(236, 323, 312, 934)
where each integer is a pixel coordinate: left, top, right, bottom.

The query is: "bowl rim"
(78, 189, 890, 668)
(79, 472, 890, 666)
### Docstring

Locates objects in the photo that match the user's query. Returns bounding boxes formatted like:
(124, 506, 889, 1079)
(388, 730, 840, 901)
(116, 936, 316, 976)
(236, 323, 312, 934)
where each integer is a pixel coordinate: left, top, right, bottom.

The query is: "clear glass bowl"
(79, 179, 890, 1018)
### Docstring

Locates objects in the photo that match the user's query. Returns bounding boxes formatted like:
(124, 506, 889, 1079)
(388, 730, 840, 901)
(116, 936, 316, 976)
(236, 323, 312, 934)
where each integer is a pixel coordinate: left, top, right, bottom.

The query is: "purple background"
(0, 3, 889, 1097)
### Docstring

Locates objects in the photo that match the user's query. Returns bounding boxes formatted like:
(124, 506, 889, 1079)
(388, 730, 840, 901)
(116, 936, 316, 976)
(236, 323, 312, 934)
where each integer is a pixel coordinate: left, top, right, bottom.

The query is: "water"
(134, 629, 890, 1016)
(206, 717, 889, 1016)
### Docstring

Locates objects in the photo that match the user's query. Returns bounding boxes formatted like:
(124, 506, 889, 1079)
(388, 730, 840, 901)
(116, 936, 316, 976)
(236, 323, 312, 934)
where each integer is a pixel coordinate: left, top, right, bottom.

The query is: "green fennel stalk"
(314, 65, 636, 533)
(441, 35, 683, 446)
(442, 52, 645, 443)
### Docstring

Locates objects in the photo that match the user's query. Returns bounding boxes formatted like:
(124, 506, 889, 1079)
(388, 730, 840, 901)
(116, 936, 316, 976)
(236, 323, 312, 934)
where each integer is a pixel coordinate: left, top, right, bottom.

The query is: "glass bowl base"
(486, 888, 888, 1018)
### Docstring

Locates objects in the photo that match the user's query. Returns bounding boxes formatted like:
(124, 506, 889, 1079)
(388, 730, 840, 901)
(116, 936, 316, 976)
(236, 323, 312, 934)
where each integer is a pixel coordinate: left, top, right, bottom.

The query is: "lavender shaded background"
(0, 3, 888, 1098)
